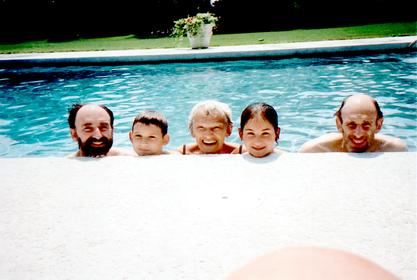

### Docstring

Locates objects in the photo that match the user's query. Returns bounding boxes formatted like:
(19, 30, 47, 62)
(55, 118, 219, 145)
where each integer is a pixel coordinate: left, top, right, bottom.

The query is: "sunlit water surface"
(0, 51, 416, 157)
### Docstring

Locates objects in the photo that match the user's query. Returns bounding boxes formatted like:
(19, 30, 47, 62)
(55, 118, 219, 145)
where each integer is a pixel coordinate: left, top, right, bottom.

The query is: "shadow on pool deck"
(0, 36, 416, 66)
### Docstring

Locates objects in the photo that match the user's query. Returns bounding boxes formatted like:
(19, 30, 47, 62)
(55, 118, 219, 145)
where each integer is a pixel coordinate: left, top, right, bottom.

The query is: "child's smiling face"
(129, 123, 169, 156)
(191, 114, 232, 154)
(239, 115, 279, 158)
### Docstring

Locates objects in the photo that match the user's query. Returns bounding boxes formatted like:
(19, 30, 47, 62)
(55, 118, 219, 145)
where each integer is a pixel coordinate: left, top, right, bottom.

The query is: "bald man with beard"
(299, 94, 407, 153)
(68, 104, 132, 157)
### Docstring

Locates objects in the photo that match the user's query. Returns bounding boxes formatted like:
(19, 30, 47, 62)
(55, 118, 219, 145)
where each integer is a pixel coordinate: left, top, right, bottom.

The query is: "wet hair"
(240, 102, 279, 132)
(131, 110, 168, 136)
(334, 95, 383, 122)
(67, 104, 114, 129)
(188, 100, 233, 131)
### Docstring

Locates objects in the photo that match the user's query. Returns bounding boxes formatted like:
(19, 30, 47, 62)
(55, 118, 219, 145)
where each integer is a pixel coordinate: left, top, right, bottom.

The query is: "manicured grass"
(0, 22, 415, 54)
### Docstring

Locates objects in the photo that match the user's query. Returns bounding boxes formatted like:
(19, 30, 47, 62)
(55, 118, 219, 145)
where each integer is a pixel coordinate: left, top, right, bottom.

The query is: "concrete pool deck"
(0, 35, 416, 65)
(0, 153, 416, 279)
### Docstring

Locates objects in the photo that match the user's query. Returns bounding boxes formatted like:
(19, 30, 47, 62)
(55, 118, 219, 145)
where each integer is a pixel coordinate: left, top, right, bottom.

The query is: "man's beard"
(78, 136, 113, 157)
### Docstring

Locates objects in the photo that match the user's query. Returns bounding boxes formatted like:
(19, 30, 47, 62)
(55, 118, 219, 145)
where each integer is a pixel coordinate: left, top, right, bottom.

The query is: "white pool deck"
(0, 36, 416, 64)
(0, 153, 416, 280)
(0, 37, 416, 279)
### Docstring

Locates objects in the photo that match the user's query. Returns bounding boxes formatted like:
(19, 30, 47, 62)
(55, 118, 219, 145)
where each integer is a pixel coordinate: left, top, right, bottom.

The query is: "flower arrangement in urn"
(171, 12, 218, 49)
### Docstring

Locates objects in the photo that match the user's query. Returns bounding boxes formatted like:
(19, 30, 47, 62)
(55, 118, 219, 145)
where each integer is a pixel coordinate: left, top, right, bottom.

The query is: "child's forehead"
(193, 112, 228, 124)
(245, 115, 274, 128)
(251, 112, 268, 121)
(133, 122, 162, 132)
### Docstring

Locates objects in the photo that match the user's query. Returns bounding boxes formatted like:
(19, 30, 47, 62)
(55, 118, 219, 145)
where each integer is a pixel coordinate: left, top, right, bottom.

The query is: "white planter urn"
(187, 24, 213, 49)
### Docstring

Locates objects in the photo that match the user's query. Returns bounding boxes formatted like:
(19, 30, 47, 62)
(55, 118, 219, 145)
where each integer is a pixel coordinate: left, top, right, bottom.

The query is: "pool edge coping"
(0, 36, 416, 65)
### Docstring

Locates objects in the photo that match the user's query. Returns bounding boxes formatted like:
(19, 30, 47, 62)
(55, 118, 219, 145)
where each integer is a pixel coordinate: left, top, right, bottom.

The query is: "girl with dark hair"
(236, 102, 286, 158)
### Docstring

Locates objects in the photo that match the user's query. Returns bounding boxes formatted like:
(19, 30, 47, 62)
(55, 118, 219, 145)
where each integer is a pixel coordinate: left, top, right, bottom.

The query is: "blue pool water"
(0, 51, 416, 157)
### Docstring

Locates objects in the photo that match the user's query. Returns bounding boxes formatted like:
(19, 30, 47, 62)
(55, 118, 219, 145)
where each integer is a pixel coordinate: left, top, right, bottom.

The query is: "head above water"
(129, 110, 170, 156)
(334, 94, 383, 123)
(68, 103, 115, 157)
(188, 100, 233, 132)
(240, 102, 279, 133)
(226, 246, 400, 280)
(334, 94, 384, 152)
(239, 103, 280, 158)
(131, 110, 168, 136)
(188, 100, 234, 154)
(68, 103, 114, 129)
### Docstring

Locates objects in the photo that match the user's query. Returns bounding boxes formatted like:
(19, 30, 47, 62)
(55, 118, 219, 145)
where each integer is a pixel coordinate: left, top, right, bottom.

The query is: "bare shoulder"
(377, 135, 408, 152)
(176, 144, 185, 154)
(109, 148, 136, 156)
(167, 149, 181, 155)
(231, 143, 245, 154)
(66, 151, 80, 158)
(298, 133, 342, 153)
(224, 142, 241, 154)
(177, 143, 199, 155)
(231, 146, 241, 154)
(275, 148, 288, 154)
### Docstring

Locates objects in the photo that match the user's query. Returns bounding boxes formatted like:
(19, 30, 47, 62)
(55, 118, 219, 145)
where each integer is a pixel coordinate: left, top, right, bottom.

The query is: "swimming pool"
(0, 51, 416, 157)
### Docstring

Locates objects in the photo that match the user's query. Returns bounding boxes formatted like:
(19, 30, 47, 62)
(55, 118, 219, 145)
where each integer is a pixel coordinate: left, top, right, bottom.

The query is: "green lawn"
(0, 22, 415, 54)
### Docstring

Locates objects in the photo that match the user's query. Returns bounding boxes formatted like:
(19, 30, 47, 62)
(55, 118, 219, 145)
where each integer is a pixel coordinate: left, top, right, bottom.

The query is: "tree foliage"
(0, 0, 415, 43)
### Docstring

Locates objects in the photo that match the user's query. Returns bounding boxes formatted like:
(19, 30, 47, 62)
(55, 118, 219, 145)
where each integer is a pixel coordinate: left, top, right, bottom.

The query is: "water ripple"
(0, 51, 416, 156)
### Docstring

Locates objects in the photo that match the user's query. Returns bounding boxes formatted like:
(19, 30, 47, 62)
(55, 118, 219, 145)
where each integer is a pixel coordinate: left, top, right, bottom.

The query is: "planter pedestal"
(187, 24, 213, 49)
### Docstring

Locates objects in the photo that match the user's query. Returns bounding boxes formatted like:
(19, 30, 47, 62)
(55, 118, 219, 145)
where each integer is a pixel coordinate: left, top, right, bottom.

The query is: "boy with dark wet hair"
(129, 110, 171, 156)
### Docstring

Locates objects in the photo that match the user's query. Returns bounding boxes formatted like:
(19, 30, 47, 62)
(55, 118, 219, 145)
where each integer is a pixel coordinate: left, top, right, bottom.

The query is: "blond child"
(178, 100, 239, 154)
